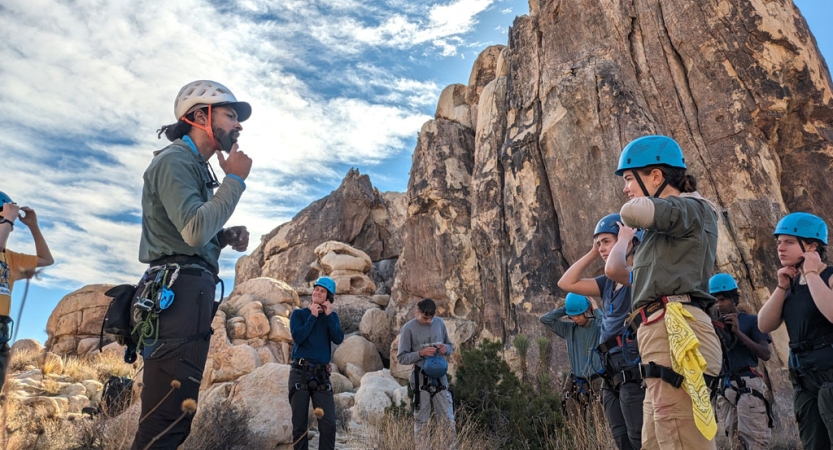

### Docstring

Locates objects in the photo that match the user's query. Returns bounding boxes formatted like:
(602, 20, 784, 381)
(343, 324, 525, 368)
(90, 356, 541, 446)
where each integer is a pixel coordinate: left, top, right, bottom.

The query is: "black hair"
(156, 108, 206, 142)
(714, 289, 740, 305)
(417, 298, 437, 316)
(637, 165, 697, 193)
(326, 291, 334, 303)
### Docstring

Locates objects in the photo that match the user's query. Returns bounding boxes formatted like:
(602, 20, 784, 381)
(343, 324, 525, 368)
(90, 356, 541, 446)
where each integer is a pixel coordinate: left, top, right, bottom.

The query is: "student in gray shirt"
(397, 298, 456, 448)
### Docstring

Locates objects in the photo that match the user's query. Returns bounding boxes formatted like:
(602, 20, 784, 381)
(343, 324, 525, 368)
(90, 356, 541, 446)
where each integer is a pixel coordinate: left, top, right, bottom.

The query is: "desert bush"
(180, 402, 251, 450)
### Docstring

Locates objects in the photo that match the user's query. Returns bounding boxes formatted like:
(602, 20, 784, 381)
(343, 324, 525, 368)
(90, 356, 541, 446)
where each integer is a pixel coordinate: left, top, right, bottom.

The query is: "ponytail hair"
(637, 165, 697, 193)
(156, 119, 192, 142)
(156, 108, 206, 142)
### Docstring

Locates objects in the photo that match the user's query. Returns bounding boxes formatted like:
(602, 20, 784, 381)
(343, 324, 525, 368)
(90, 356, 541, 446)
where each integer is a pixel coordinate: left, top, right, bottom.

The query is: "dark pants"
(288, 368, 336, 450)
(601, 351, 644, 450)
(0, 343, 9, 393)
(131, 270, 216, 450)
(794, 381, 833, 450)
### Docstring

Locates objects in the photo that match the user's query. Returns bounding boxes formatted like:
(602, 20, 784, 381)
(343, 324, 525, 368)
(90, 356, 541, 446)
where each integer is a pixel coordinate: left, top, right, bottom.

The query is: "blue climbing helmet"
(709, 273, 738, 294)
(615, 135, 686, 176)
(564, 293, 590, 316)
(594, 213, 644, 243)
(422, 354, 448, 380)
(774, 212, 828, 245)
(594, 213, 621, 237)
(0, 191, 12, 212)
(313, 276, 337, 301)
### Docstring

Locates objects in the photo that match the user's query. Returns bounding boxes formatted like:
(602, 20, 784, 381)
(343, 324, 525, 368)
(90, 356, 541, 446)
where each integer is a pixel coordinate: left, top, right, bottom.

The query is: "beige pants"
(638, 304, 723, 450)
(715, 375, 771, 450)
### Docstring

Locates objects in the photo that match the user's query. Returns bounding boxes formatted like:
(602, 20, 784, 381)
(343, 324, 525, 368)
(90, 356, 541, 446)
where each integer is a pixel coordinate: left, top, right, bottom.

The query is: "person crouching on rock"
(289, 276, 344, 450)
(540, 293, 603, 421)
(758, 212, 832, 450)
(397, 298, 456, 449)
(617, 134, 723, 450)
(557, 214, 644, 450)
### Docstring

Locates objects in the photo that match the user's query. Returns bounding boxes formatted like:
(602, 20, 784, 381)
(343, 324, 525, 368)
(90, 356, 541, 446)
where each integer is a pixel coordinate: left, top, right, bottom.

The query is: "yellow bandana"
(665, 302, 717, 440)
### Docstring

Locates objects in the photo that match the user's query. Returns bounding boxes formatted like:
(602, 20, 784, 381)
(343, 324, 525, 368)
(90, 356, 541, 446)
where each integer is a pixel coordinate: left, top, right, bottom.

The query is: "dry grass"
(349, 409, 496, 450)
(8, 347, 40, 372)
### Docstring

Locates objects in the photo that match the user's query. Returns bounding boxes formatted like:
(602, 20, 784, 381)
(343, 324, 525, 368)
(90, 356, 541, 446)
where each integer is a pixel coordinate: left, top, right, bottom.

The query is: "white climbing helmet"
(173, 80, 252, 122)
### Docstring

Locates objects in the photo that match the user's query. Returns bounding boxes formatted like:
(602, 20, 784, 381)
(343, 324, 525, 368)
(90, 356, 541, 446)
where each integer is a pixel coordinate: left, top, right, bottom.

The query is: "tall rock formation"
(228, 0, 831, 414)
(235, 168, 407, 291)
(386, 0, 833, 402)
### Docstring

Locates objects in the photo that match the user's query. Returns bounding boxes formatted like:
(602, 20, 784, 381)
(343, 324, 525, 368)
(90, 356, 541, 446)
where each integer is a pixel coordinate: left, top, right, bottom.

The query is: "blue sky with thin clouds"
(2, 0, 830, 344)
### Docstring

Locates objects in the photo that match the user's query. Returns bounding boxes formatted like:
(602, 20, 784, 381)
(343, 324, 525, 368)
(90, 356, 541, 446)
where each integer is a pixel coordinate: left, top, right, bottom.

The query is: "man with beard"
(132, 80, 252, 449)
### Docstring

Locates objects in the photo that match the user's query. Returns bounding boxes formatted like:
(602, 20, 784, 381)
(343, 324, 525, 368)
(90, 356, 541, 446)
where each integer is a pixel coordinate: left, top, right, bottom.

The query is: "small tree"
(513, 334, 530, 383)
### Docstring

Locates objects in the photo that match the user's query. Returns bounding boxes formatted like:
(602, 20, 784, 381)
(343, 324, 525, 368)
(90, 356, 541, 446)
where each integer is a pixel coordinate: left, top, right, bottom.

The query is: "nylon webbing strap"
(640, 362, 684, 388)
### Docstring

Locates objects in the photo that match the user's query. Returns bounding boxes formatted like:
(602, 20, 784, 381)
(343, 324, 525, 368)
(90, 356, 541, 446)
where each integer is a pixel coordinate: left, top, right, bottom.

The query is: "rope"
(132, 313, 160, 349)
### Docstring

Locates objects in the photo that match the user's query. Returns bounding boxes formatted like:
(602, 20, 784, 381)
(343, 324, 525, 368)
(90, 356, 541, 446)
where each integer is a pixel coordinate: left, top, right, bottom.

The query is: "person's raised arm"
(558, 246, 602, 297)
(802, 251, 833, 324)
(19, 207, 54, 267)
(605, 222, 635, 285)
(757, 266, 796, 333)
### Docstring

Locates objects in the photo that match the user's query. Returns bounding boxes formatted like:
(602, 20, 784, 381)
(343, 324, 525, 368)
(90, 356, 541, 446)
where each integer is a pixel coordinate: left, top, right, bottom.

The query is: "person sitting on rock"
(540, 293, 603, 420)
(709, 273, 772, 450)
(0, 191, 54, 393)
(758, 212, 832, 450)
(397, 298, 456, 449)
(289, 276, 344, 450)
(557, 213, 644, 449)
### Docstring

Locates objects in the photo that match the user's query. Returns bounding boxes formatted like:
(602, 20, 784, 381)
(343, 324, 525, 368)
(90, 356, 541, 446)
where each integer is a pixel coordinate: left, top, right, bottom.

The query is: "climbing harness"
(289, 358, 333, 399)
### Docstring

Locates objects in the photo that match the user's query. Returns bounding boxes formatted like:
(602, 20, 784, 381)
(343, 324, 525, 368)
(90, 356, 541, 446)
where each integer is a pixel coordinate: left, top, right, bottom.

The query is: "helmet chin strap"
(181, 105, 219, 151)
(632, 170, 669, 198)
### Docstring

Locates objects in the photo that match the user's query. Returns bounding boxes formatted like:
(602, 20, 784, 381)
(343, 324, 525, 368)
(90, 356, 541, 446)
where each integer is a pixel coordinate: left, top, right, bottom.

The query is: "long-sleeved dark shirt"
(290, 307, 344, 365)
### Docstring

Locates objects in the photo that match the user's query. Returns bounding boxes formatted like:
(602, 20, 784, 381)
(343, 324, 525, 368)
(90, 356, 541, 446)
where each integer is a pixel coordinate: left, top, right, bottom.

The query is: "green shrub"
(451, 339, 564, 450)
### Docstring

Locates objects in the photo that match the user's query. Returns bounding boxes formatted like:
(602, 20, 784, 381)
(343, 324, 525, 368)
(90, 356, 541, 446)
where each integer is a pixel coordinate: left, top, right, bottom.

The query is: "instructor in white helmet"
(132, 80, 252, 449)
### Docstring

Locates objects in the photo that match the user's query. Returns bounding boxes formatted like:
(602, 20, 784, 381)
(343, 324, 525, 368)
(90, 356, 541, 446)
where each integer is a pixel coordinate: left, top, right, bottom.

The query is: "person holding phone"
(758, 212, 832, 450)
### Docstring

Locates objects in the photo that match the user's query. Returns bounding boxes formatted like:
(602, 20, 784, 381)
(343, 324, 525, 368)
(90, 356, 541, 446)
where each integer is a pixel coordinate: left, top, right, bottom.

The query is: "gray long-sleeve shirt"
(540, 307, 603, 379)
(397, 317, 454, 370)
(138, 138, 244, 273)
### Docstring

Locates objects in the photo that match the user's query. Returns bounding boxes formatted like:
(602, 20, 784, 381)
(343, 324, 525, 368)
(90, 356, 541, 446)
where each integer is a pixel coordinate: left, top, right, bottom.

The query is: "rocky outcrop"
(45, 284, 114, 355)
(382, 0, 833, 414)
(235, 169, 407, 290)
(204, 278, 300, 386)
(312, 241, 376, 295)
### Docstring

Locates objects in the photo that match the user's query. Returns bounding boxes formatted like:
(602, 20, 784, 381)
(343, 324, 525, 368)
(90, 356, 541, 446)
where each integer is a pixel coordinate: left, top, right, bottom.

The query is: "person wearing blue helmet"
(709, 273, 772, 450)
(758, 212, 832, 450)
(617, 135, 723, 449)
(289, 276, 344, 450)
(558, 213, 644, 449)
(540, 293, 603, 420)
(0, 191, 54, 393)
(397, 298, 455, 447)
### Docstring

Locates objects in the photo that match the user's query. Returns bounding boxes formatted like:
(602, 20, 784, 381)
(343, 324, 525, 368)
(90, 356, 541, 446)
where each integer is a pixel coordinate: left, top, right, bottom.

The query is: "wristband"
(776, 285, 789, 291)
(0, 218, 13, 230)
(804, 269, 820, 276)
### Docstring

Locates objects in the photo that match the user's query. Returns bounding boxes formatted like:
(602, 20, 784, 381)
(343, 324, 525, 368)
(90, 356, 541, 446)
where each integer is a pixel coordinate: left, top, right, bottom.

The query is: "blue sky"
(2, 0, 831, 344)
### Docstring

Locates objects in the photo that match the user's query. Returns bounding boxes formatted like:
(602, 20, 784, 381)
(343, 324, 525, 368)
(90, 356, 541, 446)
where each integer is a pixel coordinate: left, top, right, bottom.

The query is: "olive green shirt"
(622, 193, 719, 310)
(138, 139, 245, 274)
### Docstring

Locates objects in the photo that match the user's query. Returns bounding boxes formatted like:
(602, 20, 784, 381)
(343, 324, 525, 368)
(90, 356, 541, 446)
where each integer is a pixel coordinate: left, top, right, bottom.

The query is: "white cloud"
(1, 0, 486, 290)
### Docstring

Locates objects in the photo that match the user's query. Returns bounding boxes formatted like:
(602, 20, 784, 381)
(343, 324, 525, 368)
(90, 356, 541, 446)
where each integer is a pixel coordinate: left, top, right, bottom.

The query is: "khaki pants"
(637, 304, 722, 450)
(715, 375, 771, 450)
